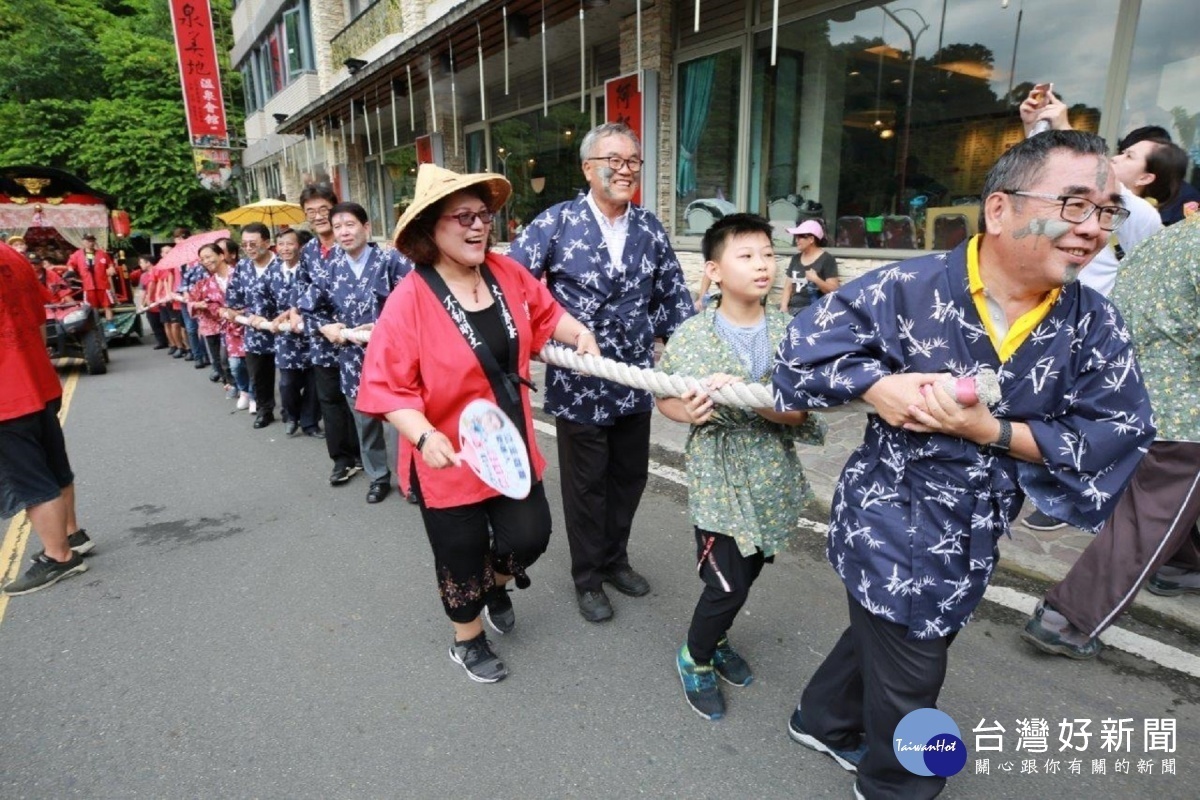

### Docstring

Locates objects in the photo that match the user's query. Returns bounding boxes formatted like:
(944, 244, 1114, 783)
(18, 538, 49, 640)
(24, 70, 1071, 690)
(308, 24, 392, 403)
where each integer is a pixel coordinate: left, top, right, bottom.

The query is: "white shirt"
(585, 191, 630, 271)
(346, 247, 371, 281)
(1079, 185, 1162, 297)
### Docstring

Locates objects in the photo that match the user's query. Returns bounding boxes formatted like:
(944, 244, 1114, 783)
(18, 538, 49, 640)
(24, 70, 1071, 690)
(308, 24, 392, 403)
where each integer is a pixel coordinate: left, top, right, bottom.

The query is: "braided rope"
(537, 343, 776, 409)
(218, 320, 996, 414)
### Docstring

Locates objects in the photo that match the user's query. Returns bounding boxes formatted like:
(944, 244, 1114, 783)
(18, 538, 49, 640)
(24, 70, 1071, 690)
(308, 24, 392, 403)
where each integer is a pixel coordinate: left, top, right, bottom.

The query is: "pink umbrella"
(155, 229, 230, 272)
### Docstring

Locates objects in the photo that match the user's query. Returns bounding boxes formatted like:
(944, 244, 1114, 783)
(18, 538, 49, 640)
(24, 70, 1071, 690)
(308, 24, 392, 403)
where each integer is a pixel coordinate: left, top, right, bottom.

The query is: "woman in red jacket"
(357, 165, 598, 684)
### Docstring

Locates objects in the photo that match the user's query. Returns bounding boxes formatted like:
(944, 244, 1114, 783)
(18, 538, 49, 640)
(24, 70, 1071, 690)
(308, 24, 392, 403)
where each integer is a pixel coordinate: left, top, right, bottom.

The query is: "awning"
(279, 0, 595, 136)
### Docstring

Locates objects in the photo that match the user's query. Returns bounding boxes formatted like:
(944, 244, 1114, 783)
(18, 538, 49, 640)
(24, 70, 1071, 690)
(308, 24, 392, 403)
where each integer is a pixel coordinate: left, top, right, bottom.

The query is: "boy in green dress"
(657, 214, 824, 720)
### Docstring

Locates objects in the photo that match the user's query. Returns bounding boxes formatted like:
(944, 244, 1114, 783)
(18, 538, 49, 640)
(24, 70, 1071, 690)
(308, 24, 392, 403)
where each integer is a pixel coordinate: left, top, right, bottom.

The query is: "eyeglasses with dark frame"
(1000, 190, 1131, 232)
(585, 156, 643, 173)
(442, 209, 496, 227)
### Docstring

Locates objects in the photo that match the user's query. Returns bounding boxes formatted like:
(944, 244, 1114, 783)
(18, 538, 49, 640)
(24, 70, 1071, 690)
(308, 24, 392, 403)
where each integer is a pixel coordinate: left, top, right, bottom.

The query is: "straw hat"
(7, 234, 25, 246)
(392, 164, 511, 247)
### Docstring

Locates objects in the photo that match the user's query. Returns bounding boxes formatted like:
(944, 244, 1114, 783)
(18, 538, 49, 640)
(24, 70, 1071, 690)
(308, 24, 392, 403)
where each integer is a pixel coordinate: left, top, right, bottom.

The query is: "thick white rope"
(219, 320, 999, 411)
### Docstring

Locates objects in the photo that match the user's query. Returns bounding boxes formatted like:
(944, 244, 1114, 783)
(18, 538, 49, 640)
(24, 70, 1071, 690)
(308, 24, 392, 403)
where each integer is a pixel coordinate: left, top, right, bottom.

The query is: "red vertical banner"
(170, 0, 230, 148)
(605, 73, 643, 205)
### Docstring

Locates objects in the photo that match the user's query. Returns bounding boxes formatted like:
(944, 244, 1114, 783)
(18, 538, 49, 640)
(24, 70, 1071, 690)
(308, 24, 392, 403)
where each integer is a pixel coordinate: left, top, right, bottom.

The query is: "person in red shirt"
(357, 165, 598, 684)
(66, 233, 118, 332)
(0, 242, 94, 596)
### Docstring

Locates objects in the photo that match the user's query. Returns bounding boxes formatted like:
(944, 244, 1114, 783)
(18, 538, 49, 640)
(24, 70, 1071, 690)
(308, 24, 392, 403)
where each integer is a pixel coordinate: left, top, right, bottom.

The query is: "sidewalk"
(529, 363, 1200, 635)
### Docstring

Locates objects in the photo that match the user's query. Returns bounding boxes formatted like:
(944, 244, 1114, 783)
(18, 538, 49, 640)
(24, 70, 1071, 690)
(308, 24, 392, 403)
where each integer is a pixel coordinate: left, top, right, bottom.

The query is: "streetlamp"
(882, 6, 929, 212)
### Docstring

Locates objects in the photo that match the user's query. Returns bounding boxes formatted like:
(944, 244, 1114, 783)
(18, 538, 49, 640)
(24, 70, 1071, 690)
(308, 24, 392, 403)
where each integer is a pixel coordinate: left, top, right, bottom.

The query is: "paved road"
(1, 344, 1196, 799)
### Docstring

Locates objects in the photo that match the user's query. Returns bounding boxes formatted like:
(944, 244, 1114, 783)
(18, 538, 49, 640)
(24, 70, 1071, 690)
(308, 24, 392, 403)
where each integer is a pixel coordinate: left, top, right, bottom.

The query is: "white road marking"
(533, 417, 1200, 676)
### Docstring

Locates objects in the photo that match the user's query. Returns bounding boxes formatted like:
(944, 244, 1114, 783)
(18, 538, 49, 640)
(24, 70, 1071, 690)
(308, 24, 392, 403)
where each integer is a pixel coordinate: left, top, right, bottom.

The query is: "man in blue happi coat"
(248, 228, 321, 438)
(508, 122, 694, 623)
(223, 222, 279, 429)
(299, 202, 412, 504)
(772, 131, 1154, 799)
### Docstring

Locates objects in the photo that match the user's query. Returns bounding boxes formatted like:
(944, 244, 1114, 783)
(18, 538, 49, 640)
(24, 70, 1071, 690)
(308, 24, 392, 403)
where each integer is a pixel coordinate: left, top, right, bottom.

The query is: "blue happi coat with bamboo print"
(507, 193, 694, 424)
(298, 243, 412, 398)
(258, 260, 310, 370)
(771, 241, 1154, 639)
(226, 256, 279, 355)
(298, 237, 339, 369)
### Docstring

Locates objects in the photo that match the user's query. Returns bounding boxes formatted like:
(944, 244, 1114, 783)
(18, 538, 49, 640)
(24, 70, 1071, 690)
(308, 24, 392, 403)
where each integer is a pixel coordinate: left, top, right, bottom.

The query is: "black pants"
(204, 334, 232, 385)
(555, 412, 651, 591)
(244, 352, 276, 414)
(279, 366, 319, 431)
(314, 364, 359, 468)
(416, 478, 552, 623)
(800, 592, 954, 800)
(146, 309, 168, 347)
(687, 529, 767, 662)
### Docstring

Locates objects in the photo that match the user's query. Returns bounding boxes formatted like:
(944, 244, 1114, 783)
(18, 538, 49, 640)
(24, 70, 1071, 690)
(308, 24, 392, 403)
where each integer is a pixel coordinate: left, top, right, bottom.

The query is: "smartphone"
(1030, 82, 1053, 136)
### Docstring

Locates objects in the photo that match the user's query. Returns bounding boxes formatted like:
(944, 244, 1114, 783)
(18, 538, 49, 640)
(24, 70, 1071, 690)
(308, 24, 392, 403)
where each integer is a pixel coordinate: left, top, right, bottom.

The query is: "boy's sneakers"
(1020, 601, 1101, 660)
(248, 399, 257, 415)
(236, 392, 250, 410)
(676, 644, 725, 720)
(713, 637, 753, 686)
(788, 706, 868, 773)
(30, 529, 94, 560)
(1146, 566, 1200, 597)
(449, 632, 507, 683)
(2, 552, 88, 596)
(483, 586, 515, 635)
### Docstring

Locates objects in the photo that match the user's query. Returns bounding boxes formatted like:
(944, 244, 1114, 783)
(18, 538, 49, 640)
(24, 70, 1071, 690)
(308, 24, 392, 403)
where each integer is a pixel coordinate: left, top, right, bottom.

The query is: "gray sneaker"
(2, 553, 88, 596)
(449, 633, 507, 683)
(483, 586, 515, 635)
(1146, 566, 1200, 597)
(1021, 601, 1101, 659)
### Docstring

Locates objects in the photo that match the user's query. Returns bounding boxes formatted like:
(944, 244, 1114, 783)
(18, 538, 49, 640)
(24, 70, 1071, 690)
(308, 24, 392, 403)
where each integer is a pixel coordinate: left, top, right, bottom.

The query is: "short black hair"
(241, 222, 271, 240)
(330, 202, 369, 225)
(218, 237, 239, 258)
(1118, 126, 1172, 153)
(299, 183, 338, 208)
(702, 213, 774, 262)
(276, 228, 301, 242)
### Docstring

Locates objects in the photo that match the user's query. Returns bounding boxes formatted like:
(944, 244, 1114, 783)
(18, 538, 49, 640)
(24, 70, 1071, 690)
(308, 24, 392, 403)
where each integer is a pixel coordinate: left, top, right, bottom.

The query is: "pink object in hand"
(954, 377, 979, 407)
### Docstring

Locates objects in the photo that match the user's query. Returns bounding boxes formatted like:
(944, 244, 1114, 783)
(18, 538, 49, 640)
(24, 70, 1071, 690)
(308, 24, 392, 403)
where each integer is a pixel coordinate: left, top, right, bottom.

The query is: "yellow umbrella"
(217, 198, 307, 230)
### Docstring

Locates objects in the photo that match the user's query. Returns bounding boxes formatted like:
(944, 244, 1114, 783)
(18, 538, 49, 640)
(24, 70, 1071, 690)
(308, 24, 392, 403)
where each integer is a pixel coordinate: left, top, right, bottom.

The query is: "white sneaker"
(248, 399, 257, 415)
(236, 392, 250, 410)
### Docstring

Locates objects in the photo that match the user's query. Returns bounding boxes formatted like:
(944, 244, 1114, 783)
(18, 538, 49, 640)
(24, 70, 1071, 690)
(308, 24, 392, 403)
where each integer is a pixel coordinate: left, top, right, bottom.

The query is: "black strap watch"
(990, 419, 1012, 452)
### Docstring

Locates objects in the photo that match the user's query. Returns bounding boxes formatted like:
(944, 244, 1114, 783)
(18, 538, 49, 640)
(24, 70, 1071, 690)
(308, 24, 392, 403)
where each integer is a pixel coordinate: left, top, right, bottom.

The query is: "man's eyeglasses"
(1000, 190, 1130, 232)
(304, 207, 332, 219)
(586, 156, 643, 172)
(443, 209, 496, 227)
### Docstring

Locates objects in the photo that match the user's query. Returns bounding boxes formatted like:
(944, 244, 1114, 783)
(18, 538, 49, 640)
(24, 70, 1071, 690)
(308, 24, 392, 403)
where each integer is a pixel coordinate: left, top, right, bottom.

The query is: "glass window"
(384, 146, 419, 224)
(675, 48, 742, 236)
(284, 9, 304, 79)
(1119, 0, 1200, 188)
(465, 129, 486, 173)
(365, 160, 385, 234)
(490, 102, 592, 242)
(675, 0, 1127, 249)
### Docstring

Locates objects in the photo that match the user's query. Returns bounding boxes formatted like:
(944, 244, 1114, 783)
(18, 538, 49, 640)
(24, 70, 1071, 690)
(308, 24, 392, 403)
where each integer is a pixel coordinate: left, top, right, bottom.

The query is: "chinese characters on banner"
(605, 73, 642, 205)
(169, 0, 230, 151)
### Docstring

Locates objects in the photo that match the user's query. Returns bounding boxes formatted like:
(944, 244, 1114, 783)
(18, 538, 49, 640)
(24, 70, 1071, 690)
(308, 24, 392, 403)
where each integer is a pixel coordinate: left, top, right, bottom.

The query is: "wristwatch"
(989, 419, 1012, 452)
(416, 429, 437, 451)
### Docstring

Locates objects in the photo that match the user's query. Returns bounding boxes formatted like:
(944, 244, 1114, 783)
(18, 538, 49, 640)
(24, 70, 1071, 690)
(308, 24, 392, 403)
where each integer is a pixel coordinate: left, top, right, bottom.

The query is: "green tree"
(0, 0, 242, 233)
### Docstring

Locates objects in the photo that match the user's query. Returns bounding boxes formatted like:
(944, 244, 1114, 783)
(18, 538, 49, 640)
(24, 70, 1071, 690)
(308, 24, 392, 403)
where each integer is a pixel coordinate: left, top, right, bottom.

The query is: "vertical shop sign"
(604, 72, 659, 213)
(170, 0, 230, 149)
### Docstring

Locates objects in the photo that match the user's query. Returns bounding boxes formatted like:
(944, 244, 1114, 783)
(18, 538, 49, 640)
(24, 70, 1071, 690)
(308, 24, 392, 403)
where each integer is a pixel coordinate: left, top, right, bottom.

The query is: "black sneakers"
(449, 632, 507, 683)
(30, 529, 94, 560)
(713, 637, 754, 686)
(2, 552, 88, 596)
(483, 586, 515, 635)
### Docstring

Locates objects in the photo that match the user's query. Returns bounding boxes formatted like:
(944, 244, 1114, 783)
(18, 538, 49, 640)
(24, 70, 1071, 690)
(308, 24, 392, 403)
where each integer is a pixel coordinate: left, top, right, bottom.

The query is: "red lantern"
(111, 209, 131, 237)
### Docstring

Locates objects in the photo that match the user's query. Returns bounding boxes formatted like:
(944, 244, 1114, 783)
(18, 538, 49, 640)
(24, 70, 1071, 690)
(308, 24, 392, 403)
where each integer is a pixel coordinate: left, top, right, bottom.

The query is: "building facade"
(231, 0, 1200, 276)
